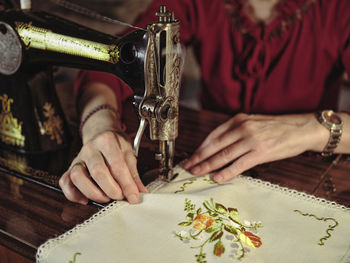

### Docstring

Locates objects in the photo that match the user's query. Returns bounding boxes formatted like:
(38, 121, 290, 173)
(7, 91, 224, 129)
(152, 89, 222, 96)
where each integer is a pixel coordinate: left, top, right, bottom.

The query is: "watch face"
(323, 111, 341, 124)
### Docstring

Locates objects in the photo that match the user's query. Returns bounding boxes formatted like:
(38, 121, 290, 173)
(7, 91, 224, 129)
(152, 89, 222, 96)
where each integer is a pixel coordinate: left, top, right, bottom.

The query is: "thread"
(20, 0, 31, 9)
(49, 0, 145, 31)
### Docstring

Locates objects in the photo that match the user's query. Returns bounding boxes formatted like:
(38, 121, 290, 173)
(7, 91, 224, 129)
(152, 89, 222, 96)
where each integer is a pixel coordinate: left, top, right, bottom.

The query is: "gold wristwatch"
(316, 110, 343, 157)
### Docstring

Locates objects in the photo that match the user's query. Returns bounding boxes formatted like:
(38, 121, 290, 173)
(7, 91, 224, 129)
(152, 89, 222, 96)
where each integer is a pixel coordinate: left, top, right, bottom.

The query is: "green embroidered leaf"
(184, 200, 196, 212)
(205, 225, 219, 233)
(229, 216, 242, 226)
(208, 211, 218, 217)
(215, 203, 227, 213)
(215, 218, 223, 223)
(213, 240, 225, 257)
(224, 225, 238, 235)
(178, 221, 192, 226)
(195, 252, 207, 263)
(186, 213, 194, 221)
(228, 207, 239, 215)
(203, 202, 211, 211)
(209, 230, 223, 243)
(210, 198, 215, 208)
(197, 208, 202, 214)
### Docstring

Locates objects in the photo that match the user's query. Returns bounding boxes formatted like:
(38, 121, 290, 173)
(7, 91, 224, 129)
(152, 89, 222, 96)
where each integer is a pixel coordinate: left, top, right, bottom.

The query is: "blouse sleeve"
(74, 0, 201, 110)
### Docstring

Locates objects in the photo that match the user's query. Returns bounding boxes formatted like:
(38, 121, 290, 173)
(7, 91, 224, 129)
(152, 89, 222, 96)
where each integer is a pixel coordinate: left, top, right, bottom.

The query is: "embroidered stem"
(174, 177, 223, 194)
(293, 209, 339, 246)
(190, 230, 203, 239)
(236, 240, 246, 260)
(202, 177, 222, 185)
(175, 177, 197, 193)
(69, 252, 81, 263)
(191, 235, 211, 249)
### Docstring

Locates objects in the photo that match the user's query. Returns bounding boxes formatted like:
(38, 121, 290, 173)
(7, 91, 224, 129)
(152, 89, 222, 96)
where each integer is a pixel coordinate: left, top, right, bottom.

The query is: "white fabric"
(37, 166, 350, 263)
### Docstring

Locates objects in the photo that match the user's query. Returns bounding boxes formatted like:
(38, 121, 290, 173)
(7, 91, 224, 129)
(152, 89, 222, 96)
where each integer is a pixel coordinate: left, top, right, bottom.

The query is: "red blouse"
(75, 0, 350, 115)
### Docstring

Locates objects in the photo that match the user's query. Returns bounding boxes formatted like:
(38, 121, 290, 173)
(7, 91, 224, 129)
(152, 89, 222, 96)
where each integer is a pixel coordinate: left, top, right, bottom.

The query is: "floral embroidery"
(294, 209, 339, 246)
(174, 177, 222, 194)
(175, 198, 262, 262)
(193, 214, 215, 230)
(69, 252, 81, 263)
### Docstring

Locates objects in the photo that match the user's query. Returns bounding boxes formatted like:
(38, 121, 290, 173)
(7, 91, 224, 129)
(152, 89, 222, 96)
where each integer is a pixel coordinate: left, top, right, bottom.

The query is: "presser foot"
(142, 168, 176, 183)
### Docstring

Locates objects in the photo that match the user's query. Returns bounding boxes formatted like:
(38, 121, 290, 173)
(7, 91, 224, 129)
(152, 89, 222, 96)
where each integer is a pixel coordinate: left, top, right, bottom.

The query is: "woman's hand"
(59, 82, 148, 205)
(59, 130, 148, 205)
(183, 113, 329, 182)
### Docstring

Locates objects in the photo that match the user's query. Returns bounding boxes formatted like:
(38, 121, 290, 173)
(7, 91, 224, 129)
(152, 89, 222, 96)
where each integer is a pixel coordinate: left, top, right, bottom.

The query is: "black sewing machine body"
(0, 5, 181, 183)
(0, 9, 148, 154)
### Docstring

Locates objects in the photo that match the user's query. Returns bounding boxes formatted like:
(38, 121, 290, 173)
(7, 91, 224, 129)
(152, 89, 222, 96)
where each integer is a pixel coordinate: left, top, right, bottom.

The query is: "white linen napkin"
(36, 166, 350, 263)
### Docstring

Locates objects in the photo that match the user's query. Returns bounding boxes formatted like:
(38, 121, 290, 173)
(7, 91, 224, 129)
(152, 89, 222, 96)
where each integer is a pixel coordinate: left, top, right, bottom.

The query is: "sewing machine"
(0, 4, 181, 181)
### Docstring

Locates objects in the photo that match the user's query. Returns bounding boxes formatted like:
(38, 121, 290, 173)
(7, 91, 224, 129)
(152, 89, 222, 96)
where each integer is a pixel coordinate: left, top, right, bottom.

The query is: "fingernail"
(191, 166, 200, 175)
(79, 198, 88, 205)
(182, 161, 191, 170)
(214, 175, 223, 182)
(128, 194, 139, 204)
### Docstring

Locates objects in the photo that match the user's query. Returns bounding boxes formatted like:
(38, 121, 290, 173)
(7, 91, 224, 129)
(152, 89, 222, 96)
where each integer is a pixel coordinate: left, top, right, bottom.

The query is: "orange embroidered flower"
(239, 231, 262, 248)
(193, 214, 215, 230)
(213, 241, 225, 257)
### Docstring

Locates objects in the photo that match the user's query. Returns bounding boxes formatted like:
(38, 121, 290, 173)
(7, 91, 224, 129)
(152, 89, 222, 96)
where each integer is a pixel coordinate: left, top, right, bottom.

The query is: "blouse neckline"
(223, 0, 316, 40)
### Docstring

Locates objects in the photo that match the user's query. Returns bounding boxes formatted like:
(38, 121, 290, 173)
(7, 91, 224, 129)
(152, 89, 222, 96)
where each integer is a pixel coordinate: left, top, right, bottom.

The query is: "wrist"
(289, 113, 329, 153)
(308, 113, 330, 152)
(80, 104, 122, 144)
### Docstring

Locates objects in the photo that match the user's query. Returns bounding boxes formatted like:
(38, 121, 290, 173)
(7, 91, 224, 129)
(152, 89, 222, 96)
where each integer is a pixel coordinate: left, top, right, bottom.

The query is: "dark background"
(1, 0, 349, 112)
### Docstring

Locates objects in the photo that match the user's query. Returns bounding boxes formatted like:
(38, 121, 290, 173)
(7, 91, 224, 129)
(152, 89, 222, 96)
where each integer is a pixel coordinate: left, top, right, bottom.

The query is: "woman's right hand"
(59, 129, 148, 205)
(59, 81, 148, 205)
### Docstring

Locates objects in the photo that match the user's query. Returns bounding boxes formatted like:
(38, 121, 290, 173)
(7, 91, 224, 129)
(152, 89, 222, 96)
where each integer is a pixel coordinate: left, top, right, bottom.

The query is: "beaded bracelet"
(79, 104, 121, 138)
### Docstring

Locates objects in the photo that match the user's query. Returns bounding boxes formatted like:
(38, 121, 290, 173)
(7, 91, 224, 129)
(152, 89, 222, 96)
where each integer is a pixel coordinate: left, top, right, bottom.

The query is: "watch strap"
(316, 110, 343, 157)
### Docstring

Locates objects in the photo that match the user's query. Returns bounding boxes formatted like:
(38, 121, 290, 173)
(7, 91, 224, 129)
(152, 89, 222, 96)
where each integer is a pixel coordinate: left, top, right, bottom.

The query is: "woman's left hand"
(183, 113, 328, 182)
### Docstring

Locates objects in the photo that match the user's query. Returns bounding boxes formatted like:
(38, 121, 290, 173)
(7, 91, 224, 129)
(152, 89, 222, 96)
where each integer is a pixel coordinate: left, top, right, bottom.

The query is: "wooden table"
(1, 104, 349, 262)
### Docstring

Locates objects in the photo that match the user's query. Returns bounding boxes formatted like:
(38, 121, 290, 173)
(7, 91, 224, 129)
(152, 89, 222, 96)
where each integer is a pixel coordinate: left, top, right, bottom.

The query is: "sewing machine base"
(0, 137, 177, 197)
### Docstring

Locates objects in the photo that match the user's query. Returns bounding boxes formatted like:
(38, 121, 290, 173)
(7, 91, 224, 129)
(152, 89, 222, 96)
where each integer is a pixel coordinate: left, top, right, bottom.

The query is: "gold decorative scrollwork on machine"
(0, 93, 25, 147)
(40, 102, 64, 145)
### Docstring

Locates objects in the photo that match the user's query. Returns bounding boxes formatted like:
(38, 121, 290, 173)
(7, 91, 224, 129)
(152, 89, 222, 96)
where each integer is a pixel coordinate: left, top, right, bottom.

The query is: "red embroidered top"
(75, 0, 350, 115)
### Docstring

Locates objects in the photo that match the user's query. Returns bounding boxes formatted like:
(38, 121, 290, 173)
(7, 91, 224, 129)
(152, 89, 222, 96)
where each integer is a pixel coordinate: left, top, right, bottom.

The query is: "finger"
(197, 119, 235, 150)
(183, 115, 249, 170)
(59, 170, 88, 205)
(69, 162, 111, 203)
(184, 128, 242, 171)
(213, 151, 262, 182)
(182, 123, 233, 171)
(197, 113, 248, 150)
(124, 150, 149, 193)
(102, 138, 141, 204)
(190, 139, 251, 176)
(83, 151, 124, 201)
